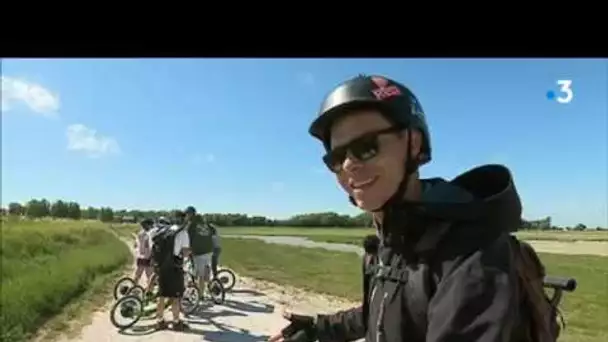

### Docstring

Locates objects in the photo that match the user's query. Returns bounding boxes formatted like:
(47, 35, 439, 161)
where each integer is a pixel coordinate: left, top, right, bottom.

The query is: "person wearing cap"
(184, 206, 214, 300)
(269, 74, 532, 342)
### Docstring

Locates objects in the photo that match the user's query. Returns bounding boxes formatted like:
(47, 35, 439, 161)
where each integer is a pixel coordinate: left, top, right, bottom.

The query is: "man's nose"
(342, 153, 363, 173)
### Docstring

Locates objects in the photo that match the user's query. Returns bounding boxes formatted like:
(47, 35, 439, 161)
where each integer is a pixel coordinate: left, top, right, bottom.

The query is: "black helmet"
(309, 74, 431, 165)
(185, 206, 196, 215)
(140, 218, 153, 229)
(309, 74, 432, 213)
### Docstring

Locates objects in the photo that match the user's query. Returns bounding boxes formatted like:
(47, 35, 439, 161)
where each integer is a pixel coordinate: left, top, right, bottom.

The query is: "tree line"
(2, 198, 373, 227)
(1, 198, 604, 231)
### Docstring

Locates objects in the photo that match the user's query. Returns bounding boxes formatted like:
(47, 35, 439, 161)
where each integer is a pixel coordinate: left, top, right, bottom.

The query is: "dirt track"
(525, 240, 608, 256)
(53, 276, 355, 342)
(50, 234, 355, 342)
(49, 234, 606, 342)
(229, 235, 608, 257)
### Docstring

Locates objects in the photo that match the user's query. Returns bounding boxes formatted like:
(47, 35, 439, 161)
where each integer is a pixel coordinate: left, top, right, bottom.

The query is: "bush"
(0, 220, 130, 342)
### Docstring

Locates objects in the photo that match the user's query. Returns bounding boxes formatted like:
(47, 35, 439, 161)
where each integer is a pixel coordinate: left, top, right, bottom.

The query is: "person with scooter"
(152, 210, 190, 331)
(269, 74, 559, 342)
(209, 221, 222, 279)
(133, 218, 154, 287)
(184, 206, 215, 301)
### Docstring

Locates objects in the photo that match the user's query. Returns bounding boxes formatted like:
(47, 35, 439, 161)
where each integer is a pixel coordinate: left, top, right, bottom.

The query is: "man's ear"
(405, 129, 423, 156)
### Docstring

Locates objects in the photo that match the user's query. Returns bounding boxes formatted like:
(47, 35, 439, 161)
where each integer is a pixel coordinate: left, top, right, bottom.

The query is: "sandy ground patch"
(526, 240, 608, 256)
(52, 276, 356, 342)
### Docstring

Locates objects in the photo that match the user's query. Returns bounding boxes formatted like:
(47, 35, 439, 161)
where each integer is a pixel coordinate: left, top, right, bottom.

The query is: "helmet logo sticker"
(370, 76, 402, 100)
(371, 76, 389, 88)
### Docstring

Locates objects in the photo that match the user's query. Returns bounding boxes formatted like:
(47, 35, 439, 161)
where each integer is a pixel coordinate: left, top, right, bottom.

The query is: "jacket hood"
(419, 164, 522, 233)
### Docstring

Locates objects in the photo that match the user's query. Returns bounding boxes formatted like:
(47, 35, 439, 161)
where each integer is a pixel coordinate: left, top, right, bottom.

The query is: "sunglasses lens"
(350, 137, 379, 161)
(322, 128, 392, 172)
(323, 149, 346, 172)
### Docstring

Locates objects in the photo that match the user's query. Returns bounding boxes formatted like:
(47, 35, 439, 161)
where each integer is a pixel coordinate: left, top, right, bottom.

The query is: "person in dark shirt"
(361, 234, 380, 274)
(269, 74, 537, 342)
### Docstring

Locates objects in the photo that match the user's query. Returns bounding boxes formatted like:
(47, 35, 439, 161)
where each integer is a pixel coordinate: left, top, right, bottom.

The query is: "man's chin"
(354, 198, 381, 212)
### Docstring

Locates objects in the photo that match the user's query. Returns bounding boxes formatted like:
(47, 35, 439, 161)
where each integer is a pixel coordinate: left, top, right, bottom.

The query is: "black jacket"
(315, 164, 524, 342)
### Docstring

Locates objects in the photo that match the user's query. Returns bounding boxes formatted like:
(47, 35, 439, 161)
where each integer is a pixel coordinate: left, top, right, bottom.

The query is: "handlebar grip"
(543, 276, 577, 292)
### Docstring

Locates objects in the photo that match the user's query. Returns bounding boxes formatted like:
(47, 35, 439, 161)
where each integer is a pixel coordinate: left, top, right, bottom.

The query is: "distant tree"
(573, 223, 587, 231)
(99, 207, 114, 222)
(8, 202, 24, 216)
(66, 202, 82, 220)
(25, 199, 51, 218)
(83, 207, 100, 220)
(50, 200, 69, 218)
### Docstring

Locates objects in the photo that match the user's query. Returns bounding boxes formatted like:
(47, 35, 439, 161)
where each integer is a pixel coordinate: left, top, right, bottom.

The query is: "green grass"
(108, 222, 140, 239)
(222, 237, 608, 342)
(0, 219, 131, 342)
(220, 226, 608, 242)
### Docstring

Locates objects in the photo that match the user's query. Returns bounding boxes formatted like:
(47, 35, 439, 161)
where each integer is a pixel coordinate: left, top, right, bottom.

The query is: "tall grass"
(0, 219, 130, 342)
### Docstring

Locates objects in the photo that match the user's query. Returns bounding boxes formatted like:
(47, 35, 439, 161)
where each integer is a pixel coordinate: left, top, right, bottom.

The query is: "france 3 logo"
(546, 80, 574, 104)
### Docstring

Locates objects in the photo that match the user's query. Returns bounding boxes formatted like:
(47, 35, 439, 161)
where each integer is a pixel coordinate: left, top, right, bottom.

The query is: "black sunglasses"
(322, 126, 402, 173)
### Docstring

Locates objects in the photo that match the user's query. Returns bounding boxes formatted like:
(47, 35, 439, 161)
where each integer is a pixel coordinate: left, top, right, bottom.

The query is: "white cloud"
(296, 72, 315, 86)
(271, 181, 286, 193)
(1, 76, 60, 116)
(66, 124, 121, 158)
(192, 153, 216, 165)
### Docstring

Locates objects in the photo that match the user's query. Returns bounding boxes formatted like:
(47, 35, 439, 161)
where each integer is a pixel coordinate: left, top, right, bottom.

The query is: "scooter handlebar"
(543, 276, 577, 292)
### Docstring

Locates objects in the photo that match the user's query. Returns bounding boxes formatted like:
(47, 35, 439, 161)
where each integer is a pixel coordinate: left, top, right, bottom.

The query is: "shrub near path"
(0, 220, 130, 342)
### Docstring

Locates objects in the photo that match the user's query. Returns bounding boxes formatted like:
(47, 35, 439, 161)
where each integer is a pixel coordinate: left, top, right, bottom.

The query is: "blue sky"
(2, 58, 606, 227)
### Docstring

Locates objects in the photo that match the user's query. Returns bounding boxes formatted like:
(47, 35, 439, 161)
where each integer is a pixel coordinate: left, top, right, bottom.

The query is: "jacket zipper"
(375, 292, 388, 342)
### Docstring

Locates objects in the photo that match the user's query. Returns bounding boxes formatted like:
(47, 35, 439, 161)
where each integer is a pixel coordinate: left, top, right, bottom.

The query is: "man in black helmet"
(269, 75, 548, 342)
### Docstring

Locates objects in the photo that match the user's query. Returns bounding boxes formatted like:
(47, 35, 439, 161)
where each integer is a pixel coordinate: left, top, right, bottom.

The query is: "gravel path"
(51, 233, 356, 342)
(54, 276, 355, 342)
(227, 235, 608, 257)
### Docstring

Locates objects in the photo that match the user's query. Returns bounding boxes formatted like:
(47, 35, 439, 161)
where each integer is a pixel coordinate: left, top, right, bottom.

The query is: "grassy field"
(0, 219, 131, 342)
(219, 226, 608, 244)
(222, 237, 608, 342)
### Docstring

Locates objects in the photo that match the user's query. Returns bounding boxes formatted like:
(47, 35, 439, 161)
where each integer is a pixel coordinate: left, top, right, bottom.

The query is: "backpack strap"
(366, 258, 410, 284)
(363, 221, 452, 338)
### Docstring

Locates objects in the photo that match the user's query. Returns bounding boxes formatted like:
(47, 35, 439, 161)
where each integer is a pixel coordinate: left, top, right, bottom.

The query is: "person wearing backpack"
(184, 206, 214, 300)
(269, 74, 556, 342)
(152, 210, 190, 331)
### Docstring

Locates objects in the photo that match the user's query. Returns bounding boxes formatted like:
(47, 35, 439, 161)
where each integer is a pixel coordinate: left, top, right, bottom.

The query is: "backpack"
(510, 236, 563, 342)
(187, 222, 214, 255)
(364, 229, 563, 342)
(151, 225, 184, 268)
